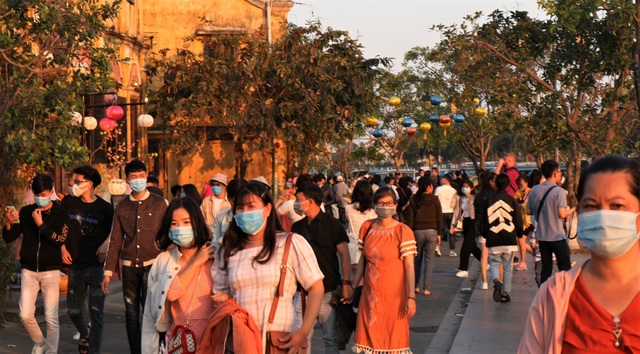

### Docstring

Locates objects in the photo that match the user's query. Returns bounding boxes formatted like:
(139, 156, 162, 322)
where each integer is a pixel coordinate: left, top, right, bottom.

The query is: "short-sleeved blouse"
(212, 233, 323, 337)
(562, 276, 640, 353)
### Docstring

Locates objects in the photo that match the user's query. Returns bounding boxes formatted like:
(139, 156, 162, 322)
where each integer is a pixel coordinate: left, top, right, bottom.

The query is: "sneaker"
(31, 340, 46, 354)
(435, 246, 442, 257)
(493, 280, 503, 302)
(449, 250, 457, 257)
(570, 261, 577, 267)
(456, 270, 469, 278)
(481, 282, 488, 290)
(73, 332, 80, 341)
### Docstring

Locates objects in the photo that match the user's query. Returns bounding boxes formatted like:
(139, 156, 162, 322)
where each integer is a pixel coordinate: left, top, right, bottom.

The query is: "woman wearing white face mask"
(520, 155, 640, 353)
(141, 198, 215, 354)
(352, 187, 417, 353)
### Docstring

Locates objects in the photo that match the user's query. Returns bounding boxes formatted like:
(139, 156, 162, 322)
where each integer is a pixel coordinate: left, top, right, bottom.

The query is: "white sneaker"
(456, 270, 469, 278)
(31, 340, 46, 354)
(435, 246, 442, 257)
(481, 282, 488, 290)
(73, 332, 80, 341)
(449, 250, 457, 257)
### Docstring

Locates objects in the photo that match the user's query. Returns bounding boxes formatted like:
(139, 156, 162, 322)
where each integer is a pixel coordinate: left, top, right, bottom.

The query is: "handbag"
(453, 217, 463, 233)
(265, 234, 308, 354)
(168, 268, 202, 354)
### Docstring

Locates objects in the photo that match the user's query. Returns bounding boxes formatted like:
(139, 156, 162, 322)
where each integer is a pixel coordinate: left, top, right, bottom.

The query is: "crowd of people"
(2, 153, 640, 353)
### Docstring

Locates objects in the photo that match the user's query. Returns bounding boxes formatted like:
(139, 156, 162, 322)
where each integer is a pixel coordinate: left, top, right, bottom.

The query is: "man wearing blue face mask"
(201, 173, 231, 235)
(101, 160, 168, 354)
(3, 174, 75, 354)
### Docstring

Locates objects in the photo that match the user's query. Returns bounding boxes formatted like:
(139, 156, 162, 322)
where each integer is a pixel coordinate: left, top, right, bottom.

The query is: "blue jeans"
(67, 266, 104, 354)
(415, 229, 438, 291)
(295, 291, 339, 354)
(122, 265, 151, 354)
(489, 250, 516, 293)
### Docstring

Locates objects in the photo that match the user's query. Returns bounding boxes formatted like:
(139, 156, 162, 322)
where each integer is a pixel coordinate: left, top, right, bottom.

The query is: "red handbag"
(167, 269, 202, 354)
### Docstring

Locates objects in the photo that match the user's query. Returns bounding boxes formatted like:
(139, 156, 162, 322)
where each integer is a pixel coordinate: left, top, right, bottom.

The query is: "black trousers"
(122, 265, 152, 354)
(458, 217, 481, 271)
(539, 239, 571, 284)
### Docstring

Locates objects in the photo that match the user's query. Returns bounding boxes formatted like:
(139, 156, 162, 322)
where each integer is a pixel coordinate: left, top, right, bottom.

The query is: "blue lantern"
(402, 117, 414, 127)
(430, 96, 442, 106)
(453, 114, 465, 124)
(429, 114, 440, 123)
(372, 129, 383, 138)
(356, 121, 365, 128)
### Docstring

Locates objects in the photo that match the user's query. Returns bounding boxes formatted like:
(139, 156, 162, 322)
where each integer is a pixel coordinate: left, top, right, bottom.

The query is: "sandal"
(78, 337, 89, 354)
(493, 281, 503, 303)
(423, 290, 431, 296)
(500, 293, 511, 303)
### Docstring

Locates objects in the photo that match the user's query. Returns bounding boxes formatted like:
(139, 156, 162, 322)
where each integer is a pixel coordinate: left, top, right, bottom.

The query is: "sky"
(288, 0, 547, 71)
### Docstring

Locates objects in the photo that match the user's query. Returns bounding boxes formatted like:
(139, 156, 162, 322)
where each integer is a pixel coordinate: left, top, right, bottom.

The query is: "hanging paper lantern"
(372, 129, 384, 138)
(356, 121, 365, 128)
(475, 107, 488, 116)
(453, 114, 465, 124)
(402, 117, 414, 127)
(430, 96, 442, 106)
(439, 115, 451, 137)
(406, 128, 417, 136)
(70, 111, 83, 126)
(388, 96, 401, 106)
(137, 114, 154, 128)
(108, 179, 128, 196)
(450, 103, 458, 113)
(366, 117, 379, 127)
(83, 116, 97, 131)
(429, 114, 439, 123)
(473, 97, 480, 104)
(106, 105, 124, 120)
(99, 118, 117, 131)
(397, 118, 403, 125)
(419, 122, 431, 132)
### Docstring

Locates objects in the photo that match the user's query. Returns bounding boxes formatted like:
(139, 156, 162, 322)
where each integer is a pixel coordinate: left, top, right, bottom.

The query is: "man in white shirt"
(201, 173, 231, 233)
(435, 175, 458, 256)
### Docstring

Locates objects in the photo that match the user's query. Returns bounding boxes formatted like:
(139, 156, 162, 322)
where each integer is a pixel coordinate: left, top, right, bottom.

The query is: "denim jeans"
(442, 213, 453, 246)
(489, 250, 516, 293)
(67, 266, 105, 354)
(539, 240, 571, 284)
(414, 229, 438, 291)
(122, 265, 151, 354)
(20, 269, 59, 354)
(295, 291, 339, 354)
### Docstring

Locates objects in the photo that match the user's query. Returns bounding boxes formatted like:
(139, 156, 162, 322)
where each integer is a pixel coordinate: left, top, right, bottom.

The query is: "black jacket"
(2, 203, 75, 272)
(406, 193, 442, 233)
(483, 190, 523, 248)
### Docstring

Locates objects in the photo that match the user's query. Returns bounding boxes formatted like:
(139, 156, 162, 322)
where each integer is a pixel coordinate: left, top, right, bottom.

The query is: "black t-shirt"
(61, 196, 114, 268)
(292, 211, 349, 293)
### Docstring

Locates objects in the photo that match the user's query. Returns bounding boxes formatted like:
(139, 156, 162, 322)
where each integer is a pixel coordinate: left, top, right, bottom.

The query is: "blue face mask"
(34, 196, 50, 208)
(129, 178, 147, 194)
(212, 186, 223, 196)
(234, 209, 266, 235)
(169, 226, 195, 248)
(461, 187, 471, 195)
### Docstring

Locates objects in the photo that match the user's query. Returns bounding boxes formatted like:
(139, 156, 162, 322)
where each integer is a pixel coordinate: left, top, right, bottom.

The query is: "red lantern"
(106, 105, 124, 120)
(406, 128, 417, 136)
(439, 115, 451, 137)
(99, 118, 117, 131)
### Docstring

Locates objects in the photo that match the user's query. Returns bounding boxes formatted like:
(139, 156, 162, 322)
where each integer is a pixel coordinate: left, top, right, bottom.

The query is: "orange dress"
(562, 276, 640, 353)
(354, 221, 417, 354)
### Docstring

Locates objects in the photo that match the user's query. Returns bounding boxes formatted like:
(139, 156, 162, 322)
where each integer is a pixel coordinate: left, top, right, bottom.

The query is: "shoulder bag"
(167, 268, 202, 354)
(265, 234, 308, 354)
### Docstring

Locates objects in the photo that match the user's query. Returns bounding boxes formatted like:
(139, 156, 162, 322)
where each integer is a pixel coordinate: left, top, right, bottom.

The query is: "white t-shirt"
(344, 203, 377, 265)
(435, 184, 457, 213)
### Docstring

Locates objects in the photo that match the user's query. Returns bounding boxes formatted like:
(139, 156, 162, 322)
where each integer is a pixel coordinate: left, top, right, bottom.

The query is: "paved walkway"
(437, 252, 590, 354)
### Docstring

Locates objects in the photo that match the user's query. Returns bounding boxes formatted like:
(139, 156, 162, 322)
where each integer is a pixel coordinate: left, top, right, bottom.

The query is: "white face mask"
(71, 183, 90, 197)
(577, 210, 640, 259)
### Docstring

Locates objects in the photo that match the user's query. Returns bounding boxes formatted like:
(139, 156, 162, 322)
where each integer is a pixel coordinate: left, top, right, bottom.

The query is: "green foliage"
(146, 21, 389, 177)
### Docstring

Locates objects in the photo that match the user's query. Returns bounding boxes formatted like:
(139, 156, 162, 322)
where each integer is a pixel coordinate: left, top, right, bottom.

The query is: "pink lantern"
(99, 118, 117, 131)
(106, 105, 124, 120)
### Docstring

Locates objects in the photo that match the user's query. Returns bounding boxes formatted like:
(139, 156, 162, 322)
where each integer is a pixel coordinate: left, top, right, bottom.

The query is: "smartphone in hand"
(6, 206, 19, 224)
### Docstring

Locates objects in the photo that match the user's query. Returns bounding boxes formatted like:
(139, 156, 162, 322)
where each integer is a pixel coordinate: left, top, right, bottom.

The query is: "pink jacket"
(518, 263, 584, 353)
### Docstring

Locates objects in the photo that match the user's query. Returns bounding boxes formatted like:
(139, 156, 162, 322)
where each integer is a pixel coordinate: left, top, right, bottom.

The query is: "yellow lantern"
(397, 118, 403, 125)
(388, 96, 401, 106)
(419, 122, 431, 132)
(450, 103, 458, 113)
(475, 107, 488, 116)
(473, 97, 480, 104)
(366, 117, 379, 127)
